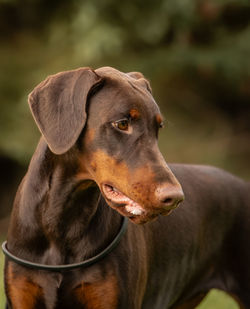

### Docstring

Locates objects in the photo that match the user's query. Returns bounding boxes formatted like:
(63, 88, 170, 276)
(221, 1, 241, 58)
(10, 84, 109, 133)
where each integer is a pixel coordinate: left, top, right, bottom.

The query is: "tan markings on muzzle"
(95, 151, 154, 202)
(79, 150, 176, 210)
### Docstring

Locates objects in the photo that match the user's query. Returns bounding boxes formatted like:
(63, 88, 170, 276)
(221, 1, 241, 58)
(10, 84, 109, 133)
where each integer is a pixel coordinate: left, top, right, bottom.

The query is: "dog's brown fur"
(4, 67, 250, 308)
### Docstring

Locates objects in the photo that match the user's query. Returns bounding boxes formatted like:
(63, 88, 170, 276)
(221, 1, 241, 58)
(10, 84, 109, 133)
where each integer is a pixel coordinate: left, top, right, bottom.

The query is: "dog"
(3, 66, 250, 308)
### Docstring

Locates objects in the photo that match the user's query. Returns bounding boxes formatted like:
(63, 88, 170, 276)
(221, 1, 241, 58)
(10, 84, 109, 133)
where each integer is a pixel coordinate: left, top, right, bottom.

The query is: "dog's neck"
(7, 138, 121, 265)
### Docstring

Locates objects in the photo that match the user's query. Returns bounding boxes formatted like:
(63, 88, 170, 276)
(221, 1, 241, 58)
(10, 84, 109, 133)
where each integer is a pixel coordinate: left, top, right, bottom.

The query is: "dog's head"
(29, 66, 184, 224)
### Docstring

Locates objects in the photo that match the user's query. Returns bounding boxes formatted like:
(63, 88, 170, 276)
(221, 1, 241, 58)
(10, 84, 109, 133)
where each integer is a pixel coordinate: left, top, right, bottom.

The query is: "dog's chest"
(52, 273, 119, 309)
(71, 275, 119, 308)
(7, 262, 119, 309)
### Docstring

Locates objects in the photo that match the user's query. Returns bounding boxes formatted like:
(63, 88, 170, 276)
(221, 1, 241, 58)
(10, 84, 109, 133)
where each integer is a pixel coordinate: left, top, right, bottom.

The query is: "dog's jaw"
(102, 184, 145, 217)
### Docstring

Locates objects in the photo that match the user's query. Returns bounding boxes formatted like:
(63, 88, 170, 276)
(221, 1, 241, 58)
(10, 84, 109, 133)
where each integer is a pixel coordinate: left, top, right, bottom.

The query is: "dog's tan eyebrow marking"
(156, 114, 163, 126)
(129, 109, 140, 119)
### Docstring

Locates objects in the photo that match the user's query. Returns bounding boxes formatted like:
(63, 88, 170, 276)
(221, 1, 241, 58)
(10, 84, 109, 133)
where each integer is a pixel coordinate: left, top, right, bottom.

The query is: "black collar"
(2, 217, 128, 272)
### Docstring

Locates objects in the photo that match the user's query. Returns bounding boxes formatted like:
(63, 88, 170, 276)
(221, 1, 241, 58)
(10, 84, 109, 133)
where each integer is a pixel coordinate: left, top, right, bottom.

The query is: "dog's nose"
(155, 185, 184, 210)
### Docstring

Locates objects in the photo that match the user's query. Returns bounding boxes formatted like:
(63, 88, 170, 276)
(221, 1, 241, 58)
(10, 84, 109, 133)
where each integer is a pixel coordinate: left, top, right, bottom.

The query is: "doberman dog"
(3, 67, 250, 308)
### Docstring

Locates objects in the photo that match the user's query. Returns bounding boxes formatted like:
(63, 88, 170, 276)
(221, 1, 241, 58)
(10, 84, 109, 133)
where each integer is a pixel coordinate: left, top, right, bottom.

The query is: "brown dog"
(3, 67, 250, 308)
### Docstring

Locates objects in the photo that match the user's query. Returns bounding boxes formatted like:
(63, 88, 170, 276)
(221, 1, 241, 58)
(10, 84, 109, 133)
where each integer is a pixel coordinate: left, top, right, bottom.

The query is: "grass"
(0, 247, 6, 307)
(197, 290, 239, 309)
(0, 251, 239, 308)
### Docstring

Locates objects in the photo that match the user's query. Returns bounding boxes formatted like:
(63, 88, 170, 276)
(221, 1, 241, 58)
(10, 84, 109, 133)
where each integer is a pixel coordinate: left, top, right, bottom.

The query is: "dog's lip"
(102, 183, 145, 216)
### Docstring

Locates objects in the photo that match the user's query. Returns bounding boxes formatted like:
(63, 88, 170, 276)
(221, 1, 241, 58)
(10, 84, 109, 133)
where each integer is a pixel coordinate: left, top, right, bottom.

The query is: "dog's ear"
(126, 71, 152, 93)
(28, 68, 102, 155)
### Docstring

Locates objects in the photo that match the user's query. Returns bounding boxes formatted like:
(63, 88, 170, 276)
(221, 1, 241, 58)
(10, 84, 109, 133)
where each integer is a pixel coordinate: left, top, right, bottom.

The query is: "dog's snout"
(155, 185, 184, 210)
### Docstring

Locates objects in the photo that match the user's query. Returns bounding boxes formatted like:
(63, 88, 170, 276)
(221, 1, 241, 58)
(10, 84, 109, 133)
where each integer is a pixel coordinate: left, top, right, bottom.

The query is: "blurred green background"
(0, 0, 250, 307)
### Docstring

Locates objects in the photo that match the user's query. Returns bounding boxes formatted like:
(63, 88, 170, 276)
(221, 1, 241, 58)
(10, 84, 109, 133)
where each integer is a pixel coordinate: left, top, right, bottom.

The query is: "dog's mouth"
(102, 184, 145, 217)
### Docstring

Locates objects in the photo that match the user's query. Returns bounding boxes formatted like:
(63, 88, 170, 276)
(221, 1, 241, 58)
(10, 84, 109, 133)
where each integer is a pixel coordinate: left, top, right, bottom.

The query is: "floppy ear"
(28, 68, 102, 155)
(126, 71, 152, 93)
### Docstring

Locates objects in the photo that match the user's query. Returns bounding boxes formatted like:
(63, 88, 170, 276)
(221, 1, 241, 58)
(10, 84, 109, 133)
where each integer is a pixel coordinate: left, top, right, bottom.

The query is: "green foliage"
(0, 249, 6, 307)
(197, 290, 239, 309)
(0, 0, 250, 171)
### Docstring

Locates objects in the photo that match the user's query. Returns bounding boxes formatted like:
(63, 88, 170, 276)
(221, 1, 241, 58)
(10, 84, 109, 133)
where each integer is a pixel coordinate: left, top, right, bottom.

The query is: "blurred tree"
(0, 154, 25, 218)
(0, 0, 249, 172)
(0, 0, 77, 40)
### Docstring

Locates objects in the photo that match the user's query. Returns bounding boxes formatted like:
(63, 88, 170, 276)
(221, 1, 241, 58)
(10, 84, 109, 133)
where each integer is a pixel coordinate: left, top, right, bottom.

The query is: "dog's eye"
(113, 119, 129, 131)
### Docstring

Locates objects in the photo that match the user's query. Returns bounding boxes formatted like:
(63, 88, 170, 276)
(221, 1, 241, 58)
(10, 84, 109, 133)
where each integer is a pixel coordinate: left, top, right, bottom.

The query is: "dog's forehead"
(96, 67, 149, 91)
(95, 66, 131, 80)
(94, 66, 160, 114)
